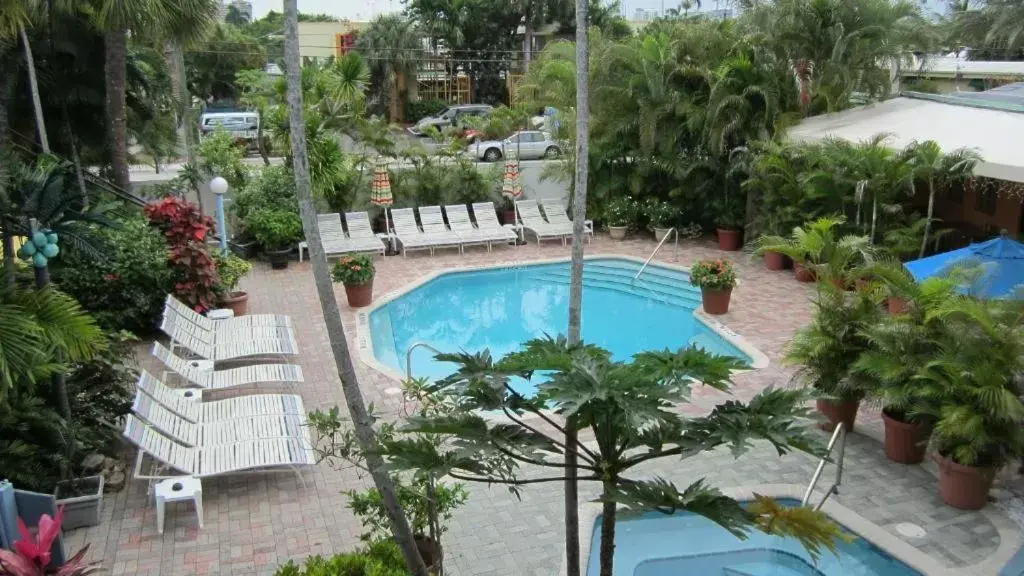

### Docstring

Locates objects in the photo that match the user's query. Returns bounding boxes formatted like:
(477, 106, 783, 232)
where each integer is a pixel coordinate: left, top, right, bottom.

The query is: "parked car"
(472, 131, 562, 162)
(199, 111, 259, 148)
(408, 104, 493, 136)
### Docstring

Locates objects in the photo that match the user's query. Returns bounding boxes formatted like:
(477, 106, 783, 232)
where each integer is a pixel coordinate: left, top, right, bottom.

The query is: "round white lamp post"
(210, 176, 229, 254)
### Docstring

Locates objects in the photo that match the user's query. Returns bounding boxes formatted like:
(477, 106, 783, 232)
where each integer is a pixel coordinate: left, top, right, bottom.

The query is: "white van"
(199, 112, 259, 142)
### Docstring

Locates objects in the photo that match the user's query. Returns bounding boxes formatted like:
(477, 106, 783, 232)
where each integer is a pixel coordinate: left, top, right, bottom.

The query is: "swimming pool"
(586, 499, 922, 576)
(367, 257, 762, 394)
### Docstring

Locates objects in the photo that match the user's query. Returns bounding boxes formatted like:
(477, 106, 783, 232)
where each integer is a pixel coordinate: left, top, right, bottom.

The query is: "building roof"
(788, 92, 1024, 183)
(903, 55, 1024, 79)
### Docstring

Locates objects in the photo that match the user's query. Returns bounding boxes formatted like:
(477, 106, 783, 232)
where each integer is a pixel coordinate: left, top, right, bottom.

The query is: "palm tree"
(280, 3, 428, 575)
(88, 0, 218, 190)
(0, 0, 48, 152)
(901, 140, 980, 257)
(981, 0, 1024, 55)
(355, 15, 422, 123)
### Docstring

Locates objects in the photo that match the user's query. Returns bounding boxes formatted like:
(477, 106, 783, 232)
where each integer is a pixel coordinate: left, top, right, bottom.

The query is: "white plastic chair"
(152, 342, 303, 390)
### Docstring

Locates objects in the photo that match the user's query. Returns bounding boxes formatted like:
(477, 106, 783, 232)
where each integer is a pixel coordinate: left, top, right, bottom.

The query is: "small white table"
(207, 308, 234, 321)
(154, 476, 204, 534)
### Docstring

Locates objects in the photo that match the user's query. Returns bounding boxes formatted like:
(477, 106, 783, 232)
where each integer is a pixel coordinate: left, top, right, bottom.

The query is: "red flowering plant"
(0, 507, 99, 576)
(144, 196, 219, 312)
(689, 259, 737, 291)
(330, 254, 375, 286)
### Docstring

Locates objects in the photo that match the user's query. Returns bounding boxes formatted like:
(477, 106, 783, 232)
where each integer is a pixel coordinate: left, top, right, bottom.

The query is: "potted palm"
(246, 209, 303, 270)
(604, 196, 637, 241)
(644, 199, 679, 242)
(213, 252, 254, 316)
(332, 254, 376, 308)
(690, 259, 737, 315)
(785, 282, 881, 431)
(755, 216, 872, 288)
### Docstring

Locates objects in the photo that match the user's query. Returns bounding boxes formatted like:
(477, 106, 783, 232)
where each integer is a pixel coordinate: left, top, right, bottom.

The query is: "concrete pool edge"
(568, 483, 1017, 576)
(354, 254, 770, 387)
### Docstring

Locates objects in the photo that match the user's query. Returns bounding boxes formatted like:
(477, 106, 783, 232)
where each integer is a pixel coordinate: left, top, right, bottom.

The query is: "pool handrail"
(405, 341, 445, 381)
(801, 422, 846, 510)
(633, 227, 679, 282)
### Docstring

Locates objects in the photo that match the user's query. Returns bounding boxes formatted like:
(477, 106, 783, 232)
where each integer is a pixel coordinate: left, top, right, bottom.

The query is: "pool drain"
(893, 522, 926, 538)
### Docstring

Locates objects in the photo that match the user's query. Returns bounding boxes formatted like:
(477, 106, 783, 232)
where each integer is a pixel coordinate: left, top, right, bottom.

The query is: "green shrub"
(604, 196, 639, 228)
(214, 252, 253, 295)
(347, 478, 467, 543)
(55, 215, 175, 333)
(246, 209, 304, 250)
(67, 331, 137, 458)
(198, 127, 247, 189)
(644, 199, 680, 230)
(231, 165, 299, 235)
(273, 540, 407, 576)
(406, 98, 447, 122)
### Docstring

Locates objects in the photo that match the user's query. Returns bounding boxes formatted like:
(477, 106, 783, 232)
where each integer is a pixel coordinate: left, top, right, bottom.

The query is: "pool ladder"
(633, 227, 679, 282)
(801, 422, 846, 510)
(406, 341, 444, 380)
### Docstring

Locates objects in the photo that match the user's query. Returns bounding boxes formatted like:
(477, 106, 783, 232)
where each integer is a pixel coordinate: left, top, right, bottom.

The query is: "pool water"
(587, 499, 921, 576)
(369, 258, 752, 395)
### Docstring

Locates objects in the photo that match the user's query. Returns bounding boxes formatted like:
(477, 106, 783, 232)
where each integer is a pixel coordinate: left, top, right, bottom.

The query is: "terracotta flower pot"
(793, 262, 816, 283)
(764, 251, 787, 271)
(882, 410, 932, 464)
(716, 227, 742, 251)
(816, 398, 859, 432)
(935, 453, 995, 510)
(609, 226, 628, 240)
(888, 296, 910, 315)
(218, 291, 249, 317)
(344, 279, 374, 308)
(701, 287, 732, 315)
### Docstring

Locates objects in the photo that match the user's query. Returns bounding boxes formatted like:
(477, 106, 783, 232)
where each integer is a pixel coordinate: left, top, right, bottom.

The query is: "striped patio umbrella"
(502, 158, 523, 199)
(371, 160, 393, 235)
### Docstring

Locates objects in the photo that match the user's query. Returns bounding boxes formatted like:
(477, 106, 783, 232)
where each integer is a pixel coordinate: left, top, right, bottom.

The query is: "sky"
(251, 0, 949, 22)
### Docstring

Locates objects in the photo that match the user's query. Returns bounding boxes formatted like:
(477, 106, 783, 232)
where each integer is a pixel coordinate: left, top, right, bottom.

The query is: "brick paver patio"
(64, 235, 1022, 575)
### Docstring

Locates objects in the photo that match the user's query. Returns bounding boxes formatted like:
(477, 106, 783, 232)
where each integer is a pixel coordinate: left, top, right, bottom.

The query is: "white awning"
(787, 96, 1024, 183)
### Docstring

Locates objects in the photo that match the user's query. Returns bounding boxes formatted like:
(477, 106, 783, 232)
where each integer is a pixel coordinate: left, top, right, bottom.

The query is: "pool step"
(582, 261, 698, 295)
(722, 563, 813, 576)
(527, 271, 702, 308)
(531, 265, 701, 302)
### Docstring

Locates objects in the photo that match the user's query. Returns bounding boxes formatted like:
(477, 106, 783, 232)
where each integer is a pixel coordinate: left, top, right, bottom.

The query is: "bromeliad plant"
(390, 337, 844, 576)
(0, 508, 99, 575)
(689, 259, 737, 291)
(331, 255, 375, 286)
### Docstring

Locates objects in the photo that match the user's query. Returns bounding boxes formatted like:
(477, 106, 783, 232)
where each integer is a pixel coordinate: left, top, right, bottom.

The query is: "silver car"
(408, 104, 493, 136)
(473, 131, 562, 162)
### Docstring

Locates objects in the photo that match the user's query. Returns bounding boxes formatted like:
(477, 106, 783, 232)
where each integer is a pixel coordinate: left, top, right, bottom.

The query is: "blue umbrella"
(904, 233, 1024, 299)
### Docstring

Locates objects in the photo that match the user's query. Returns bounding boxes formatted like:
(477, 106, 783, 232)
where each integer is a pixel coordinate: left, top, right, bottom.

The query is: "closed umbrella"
(501, 158, 524, 229)
(371, 159, 394, 239)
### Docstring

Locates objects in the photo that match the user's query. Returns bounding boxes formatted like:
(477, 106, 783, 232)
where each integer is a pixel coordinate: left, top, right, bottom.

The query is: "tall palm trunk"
(105, 27, 131, 191)
(1, 62, 15, 286)
(20, 25, 49, 153)
(564, 0, 590, 573)
(524, 25, 533, 69)
(167, 41, 193, 168)
(598, 482, 617, 576)
(920, 178, 935, 258)
(281, 3, 428, 575)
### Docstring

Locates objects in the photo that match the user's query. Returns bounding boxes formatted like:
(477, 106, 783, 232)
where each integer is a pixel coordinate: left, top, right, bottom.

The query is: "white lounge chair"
(471, 202, 521, 243)
(132, 392, 307, 447)
(298, 212, 387, 260)
(152, 342, 303, 390)
(166, 295, 290, 329)
(160, 310, 299, 362)
(136, 370, 305, 423)
(390, 208, 461, 256)
(446, 204, 516, 251)
(344, 211, 389, 255)
(124, 414, 315, 482)
(515, 199, 574, 246)
(539, 198, 593, 243)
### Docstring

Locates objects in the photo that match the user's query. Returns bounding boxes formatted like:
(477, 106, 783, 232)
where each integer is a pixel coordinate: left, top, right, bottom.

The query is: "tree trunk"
(524, 25, 533, 70)
(169, 42, 194, 169)
(564, 0, 590, 574)
(280, 4, 429, 576)
(396, 71, 407, 123)
(105, 27, 131, 191)
(920, 179, 935, 258)
(62, 103, 89, 201)
(598, 485, 617, 576)
(870, 193, 878, 245)
(20, 25, 49, 154)
(2, 223, 14, 287)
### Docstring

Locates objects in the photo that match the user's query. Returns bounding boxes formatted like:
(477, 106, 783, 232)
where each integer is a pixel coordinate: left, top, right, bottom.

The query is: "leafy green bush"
(198, 127, 247, 189)
(0, 393, 67, 492)
(246, 209, 304, 250)
(67, 331, 137, 458)
(214, 252, 253, 295)
(406, 98, 447, 122)
(55, 215, 175, 333)
(644, 199, 680, 229)
(273, 540, 407, 576)
(347, 478, 467, 543)
(231, 165, 299, 235)
(604, 196, 639, 228)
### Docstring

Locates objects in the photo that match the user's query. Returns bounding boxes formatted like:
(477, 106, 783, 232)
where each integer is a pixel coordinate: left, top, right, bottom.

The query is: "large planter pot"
(716, 227, 742, 251)
(793, 262, 816, 283)
(764, 251, 787, 271)
(816, 398, 859, 432)
(218, 291, 249, 317)
(501, 209, 517, 226)
(653, 227, 672, 242)
(609, 226, 628, 240)
(55, 475, 104, 530)
(701, 287, 732, 315)
(882, 410, 932, 465)
(229, 239, 258, 259)
(267, 247, 291, 270)
(344, 279, 374, 308)
(888, 296, 910, 315)
(414, 535, 443, 572)
(936, 453, 995, 510)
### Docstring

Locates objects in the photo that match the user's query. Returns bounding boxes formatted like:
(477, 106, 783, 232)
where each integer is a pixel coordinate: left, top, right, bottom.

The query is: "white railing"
(801, 422, 847, 510)
(633, 228, 679, 282)
(405, 341, 444, 381)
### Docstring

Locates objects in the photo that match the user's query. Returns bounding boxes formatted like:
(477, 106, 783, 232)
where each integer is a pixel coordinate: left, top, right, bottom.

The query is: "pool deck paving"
(65, 234, 1022, 575)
